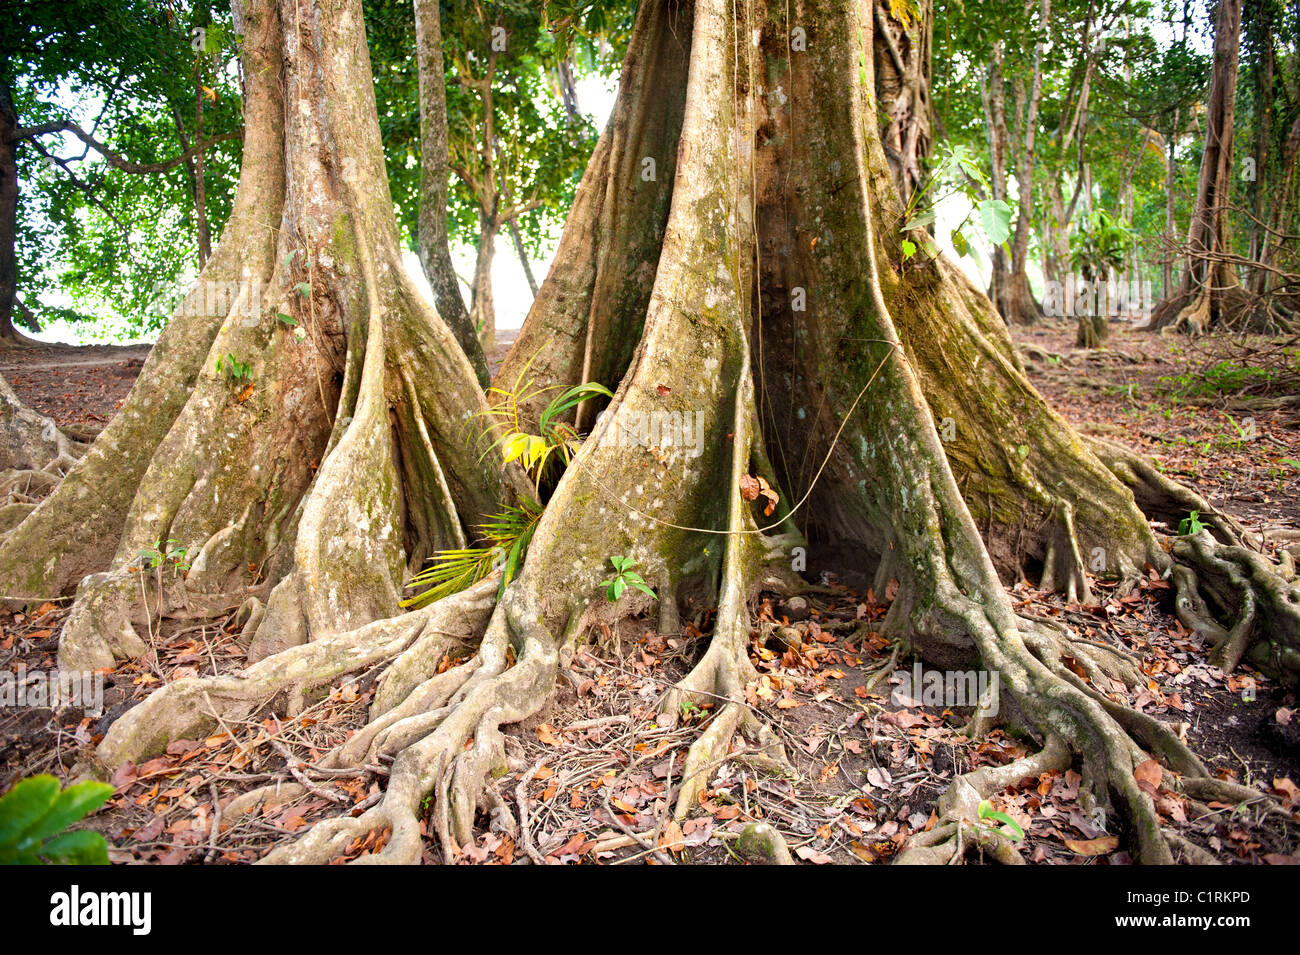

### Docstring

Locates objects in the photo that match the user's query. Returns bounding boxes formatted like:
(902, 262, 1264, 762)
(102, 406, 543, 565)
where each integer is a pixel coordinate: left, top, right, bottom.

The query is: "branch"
(8, 119, 241, 174)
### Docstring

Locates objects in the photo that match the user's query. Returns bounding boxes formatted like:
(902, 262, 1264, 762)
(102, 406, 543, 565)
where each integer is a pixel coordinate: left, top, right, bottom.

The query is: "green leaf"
(276, 312, 298, 327)
(900, 238, 917, 260)
(295, 282, 311, 297)
(501, 432, 531, 465)
(0, 776, 59, 848)
(978, 800, 1025, 841)
(24, 781, 113, 845)
(37, 828, 110, 865)
(901, 209, 937, 231)
(976, 199, 1013, 246)
(628, 575, 657, 598)
(612, 576, 626, 600)
(950, 229, 970, 258)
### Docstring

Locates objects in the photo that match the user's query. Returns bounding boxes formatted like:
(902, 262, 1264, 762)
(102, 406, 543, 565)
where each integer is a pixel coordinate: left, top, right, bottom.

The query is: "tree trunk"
(470, 215, 497, 354)
(1076, 267, 1111, 347)
(1250, 112, 1300, 300)
(171, 103, 212, 267)
(0, 83, 36, 347)
(873, 0, 932, 202)
(988, 0, 1048, 327)
(0, 0, 508, 657)
(62, 0, 1300, 867)
(414, 0, 489, 386)
(508, 218, 539, 297)
(1150, 0, 1254, 332)
(1164, 118, 1178, 300)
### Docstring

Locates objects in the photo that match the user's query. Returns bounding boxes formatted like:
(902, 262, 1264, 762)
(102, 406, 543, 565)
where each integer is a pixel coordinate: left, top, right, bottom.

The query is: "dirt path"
(0, 343, 151, 437)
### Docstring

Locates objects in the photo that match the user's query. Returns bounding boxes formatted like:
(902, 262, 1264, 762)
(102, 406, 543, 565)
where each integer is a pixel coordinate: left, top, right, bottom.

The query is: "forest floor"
(1, 322, 1297, 865)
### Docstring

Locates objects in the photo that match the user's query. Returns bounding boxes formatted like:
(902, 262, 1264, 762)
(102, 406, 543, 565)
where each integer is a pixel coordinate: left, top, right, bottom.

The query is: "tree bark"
(0, 0, 508, 662)
(469, 213, 497, 352)
(414, 0, 489, 386)
(873, 0, 933, 202)
(987, 0, 1048, 327)
(171, 103, 212, 267)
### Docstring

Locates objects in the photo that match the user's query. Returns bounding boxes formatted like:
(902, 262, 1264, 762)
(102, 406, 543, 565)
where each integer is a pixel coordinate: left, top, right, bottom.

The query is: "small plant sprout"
(600, 556, 656, 602)
(899, 142, 1012, 263)
(476, 354, 613, 490)
(215, 353, 252, 385)
(137, 539, 190, 575)
(977, 799, 1025, 842)
(402, 498, 545, 608)
(1178, 510, 1208, 535)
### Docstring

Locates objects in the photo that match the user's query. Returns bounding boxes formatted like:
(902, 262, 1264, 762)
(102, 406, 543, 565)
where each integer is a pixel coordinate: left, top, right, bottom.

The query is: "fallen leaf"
(1065, 835, 1120, 856)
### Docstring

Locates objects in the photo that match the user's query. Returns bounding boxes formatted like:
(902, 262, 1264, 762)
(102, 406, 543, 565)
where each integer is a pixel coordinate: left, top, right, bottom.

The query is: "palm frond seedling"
(474, 351, 613, 490)
(977, 799, 1025, 842)
(401, 497, 545, 608)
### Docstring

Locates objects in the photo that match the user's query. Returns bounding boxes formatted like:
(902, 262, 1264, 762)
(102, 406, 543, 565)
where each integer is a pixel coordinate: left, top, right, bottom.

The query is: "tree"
(0, 1, 245, 342)
(414, 0, 490, 385)
(7, 0, 1297, 866)
(1071, 208, 1137, 344)
(440, 1, 595, 352)
(982, 0, 1049, 326)
(1149, 0, 1253, 332)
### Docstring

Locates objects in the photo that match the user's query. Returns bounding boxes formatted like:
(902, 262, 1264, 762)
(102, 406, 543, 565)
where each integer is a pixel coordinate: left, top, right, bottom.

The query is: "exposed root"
(1087, 436, 1247, 545)
(92, 578, 499, 771)
(895, 736, 1070, 865)
(259, 588, 559, 864)
(1088, 435, 1300, 687)
(1169, 533, 1300, 681)
(1038, 504, 1093, 605)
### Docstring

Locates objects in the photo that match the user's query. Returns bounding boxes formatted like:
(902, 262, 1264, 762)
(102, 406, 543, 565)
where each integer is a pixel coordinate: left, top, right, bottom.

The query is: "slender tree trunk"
(508, 218, 539, 297)
(556, 59, 581, 122)
(1252, 113, 1300, 300)
(192, 63, 211, 268)
(414, 0, 489, 385)
(1150, 0, 1252, 332)
(171, 104, 212, 267)
(992, 0, 1049, 326)
(470, 215, 497, 352)
(0, 83, 32, 346)
(1246, 3, 1274, 273)
(1164, 119, 1178, 300)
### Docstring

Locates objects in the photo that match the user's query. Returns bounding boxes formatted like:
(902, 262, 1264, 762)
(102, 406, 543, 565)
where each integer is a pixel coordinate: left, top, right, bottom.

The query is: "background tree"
(1149, 0, 1252, 331)
(0, 1, 244, 342)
